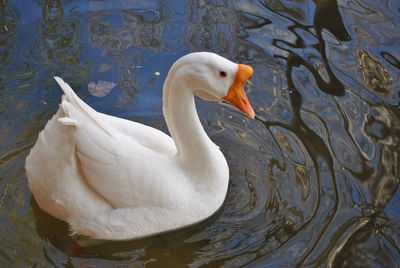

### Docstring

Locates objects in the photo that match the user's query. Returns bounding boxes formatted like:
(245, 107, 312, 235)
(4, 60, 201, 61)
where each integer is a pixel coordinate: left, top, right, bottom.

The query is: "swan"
(25, 52, 255, 240)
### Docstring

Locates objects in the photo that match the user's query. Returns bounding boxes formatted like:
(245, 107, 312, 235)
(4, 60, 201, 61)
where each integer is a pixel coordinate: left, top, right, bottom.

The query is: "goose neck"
(163, 69, 216, 160)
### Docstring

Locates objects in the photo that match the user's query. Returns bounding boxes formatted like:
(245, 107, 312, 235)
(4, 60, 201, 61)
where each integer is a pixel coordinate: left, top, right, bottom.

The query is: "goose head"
(171, 52, 255, 118)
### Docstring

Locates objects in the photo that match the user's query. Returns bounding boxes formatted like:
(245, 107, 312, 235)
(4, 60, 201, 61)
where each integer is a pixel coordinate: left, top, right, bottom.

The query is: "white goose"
(25, 52, 254, 240)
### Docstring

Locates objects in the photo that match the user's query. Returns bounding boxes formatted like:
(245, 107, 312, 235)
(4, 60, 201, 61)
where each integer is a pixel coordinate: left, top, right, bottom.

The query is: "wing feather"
(54, 77, 176, 209)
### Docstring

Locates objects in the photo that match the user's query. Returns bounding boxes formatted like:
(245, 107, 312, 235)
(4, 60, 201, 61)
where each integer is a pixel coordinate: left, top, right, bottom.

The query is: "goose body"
(25, 52, 254, 240)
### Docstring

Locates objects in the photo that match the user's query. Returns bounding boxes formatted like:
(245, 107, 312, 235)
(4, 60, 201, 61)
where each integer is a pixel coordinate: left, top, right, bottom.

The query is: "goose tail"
(53, 76, 112, 135)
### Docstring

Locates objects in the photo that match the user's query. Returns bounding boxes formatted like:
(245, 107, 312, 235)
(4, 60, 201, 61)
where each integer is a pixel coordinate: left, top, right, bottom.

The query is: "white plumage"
(25, 52, 254, 240)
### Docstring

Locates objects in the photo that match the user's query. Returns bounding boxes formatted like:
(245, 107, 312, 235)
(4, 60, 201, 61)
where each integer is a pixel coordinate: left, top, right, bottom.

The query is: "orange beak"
(223, 64, 255, 119)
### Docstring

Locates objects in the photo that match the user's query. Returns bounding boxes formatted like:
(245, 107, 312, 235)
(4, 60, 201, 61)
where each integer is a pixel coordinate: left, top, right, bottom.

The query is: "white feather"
(25, 52, 247, 240)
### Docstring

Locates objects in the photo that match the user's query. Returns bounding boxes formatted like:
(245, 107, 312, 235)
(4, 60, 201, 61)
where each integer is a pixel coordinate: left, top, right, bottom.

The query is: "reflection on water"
(358, 50, 393, 99)
(0, 0, 399, 267)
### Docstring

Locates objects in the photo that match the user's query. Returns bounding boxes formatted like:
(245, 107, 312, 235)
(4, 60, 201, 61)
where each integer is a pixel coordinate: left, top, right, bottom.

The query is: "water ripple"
(0, 0, 399, 267)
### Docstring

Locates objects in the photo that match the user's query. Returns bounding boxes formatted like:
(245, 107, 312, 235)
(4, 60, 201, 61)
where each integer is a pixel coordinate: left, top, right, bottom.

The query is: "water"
(0, 0, 399, 267)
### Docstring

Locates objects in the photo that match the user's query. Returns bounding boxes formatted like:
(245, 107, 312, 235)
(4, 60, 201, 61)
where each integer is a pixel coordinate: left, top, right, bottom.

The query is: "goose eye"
(219, 71, 227, 78)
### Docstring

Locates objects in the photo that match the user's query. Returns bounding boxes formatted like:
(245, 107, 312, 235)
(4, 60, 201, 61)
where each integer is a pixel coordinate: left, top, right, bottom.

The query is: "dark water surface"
(1, 0, 399, 267)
